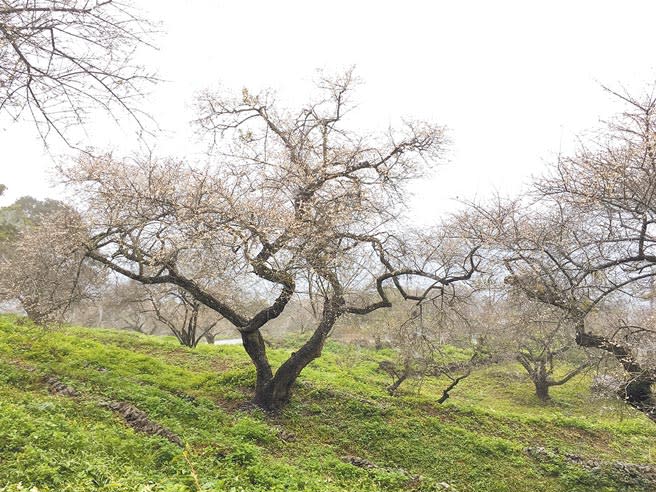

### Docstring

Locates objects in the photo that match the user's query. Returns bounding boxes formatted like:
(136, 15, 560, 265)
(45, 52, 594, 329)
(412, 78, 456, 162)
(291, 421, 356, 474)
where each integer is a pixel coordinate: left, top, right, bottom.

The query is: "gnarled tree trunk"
(242, 301, 341, 413)
(576, 327, 656, 422)
(534, 377, 551, 402)
(517, 351, 588, 403)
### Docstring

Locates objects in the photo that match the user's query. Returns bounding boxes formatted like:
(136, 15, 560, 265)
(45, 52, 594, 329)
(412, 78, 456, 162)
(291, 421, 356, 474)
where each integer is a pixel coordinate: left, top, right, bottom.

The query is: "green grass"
(0, 314, 654, 491)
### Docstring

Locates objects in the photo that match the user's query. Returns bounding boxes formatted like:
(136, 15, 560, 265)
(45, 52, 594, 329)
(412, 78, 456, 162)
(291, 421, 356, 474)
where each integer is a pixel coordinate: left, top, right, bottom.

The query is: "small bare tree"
(104, 280, 158, 334)
(140, 286, 223, 348)
(60, 72, 480, 411)
(511, 309, 589, 402)
(379, 291, 483, 397)
(0, 0, 155, 142)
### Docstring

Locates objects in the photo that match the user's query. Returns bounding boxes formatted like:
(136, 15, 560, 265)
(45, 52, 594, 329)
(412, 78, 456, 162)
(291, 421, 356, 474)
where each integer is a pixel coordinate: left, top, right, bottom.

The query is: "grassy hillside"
(0, 315, 654, 492)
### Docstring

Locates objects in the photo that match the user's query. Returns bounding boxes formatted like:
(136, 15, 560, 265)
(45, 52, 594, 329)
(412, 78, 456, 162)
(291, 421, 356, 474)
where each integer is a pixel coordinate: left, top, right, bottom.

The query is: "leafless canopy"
(0, 206, 101, 324)
(0, 0, 154, 142)
(140, 285, 223, 348)
(60, 72, 480, 410)
(466, 88, 656, 421)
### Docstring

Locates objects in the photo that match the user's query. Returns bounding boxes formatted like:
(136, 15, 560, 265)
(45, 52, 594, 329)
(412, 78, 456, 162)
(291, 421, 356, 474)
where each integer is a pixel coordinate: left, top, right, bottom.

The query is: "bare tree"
(0, 0, 155, 142)
(140, 285, 223, 348)
(378, 303, 440, 395)
(60, 72, 479, 411)
(105, 280, 156, 333)
(466, 88, 656, 421)
(516, 339, 589, 403)
(0, 206, 102, 324)
(378, 287, 487, 398)
(509, 305, 589, 402)
(65, 278, 157, 333)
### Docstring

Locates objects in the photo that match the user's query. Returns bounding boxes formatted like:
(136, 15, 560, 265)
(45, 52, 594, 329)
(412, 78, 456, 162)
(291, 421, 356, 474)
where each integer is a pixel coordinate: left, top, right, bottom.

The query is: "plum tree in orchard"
(137, 283, 226, 348)
(0, 202, 101, 324)
(60, 72, 479, 411)
(467, 88, 656, 422)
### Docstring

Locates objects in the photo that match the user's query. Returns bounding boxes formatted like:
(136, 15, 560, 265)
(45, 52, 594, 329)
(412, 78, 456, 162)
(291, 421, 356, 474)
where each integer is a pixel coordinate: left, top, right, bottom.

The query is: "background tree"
(377, 283, 490, 399)
(0, 206, 102, 324)
(0, 0, 155, 142)
(0, 194, 102, 323)
(107, 281, 158, 335)
(0, 195, 70, 240)
(140, 285, 224, 348)
(465, 88, 656, 421)
(60, 72, 480, 411)
(506, 300, 590, 402)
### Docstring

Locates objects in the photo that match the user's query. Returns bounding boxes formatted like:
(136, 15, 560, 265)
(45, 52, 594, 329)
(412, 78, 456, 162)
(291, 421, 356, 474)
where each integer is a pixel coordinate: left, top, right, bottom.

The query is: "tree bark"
(386, 369, 410, 395)
(576, 327, 656, 422)
(246, 302, 341, 413)
(437, 370, 471, 404)
(534, 379, 551, 402)
(241, 330, 274, 405)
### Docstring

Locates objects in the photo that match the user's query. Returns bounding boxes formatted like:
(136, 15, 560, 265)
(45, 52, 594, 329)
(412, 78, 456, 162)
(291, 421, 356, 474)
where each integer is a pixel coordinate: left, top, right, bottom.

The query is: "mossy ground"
(0, 315, 653, 491)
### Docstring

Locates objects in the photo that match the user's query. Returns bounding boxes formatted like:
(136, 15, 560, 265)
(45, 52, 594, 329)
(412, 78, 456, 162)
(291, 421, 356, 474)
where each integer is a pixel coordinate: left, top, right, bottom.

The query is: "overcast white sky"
(2, 0, 655, 220)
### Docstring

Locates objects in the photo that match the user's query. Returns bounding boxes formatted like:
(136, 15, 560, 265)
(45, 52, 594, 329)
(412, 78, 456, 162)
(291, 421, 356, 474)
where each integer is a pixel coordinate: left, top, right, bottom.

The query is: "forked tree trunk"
(520, 355, 588, 403)
(437, 369, 472, 404)
(241, 304, 340, 412)
(518, 354, 552, 402)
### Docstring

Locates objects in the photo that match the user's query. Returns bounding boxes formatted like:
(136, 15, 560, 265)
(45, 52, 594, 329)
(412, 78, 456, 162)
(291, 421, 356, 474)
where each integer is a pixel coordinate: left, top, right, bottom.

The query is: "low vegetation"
(0, 315, 654, 492)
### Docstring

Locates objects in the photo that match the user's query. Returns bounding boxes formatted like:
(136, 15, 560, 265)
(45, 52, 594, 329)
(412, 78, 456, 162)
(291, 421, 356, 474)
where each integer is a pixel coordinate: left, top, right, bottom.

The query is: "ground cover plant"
(0, 315, 654, 492)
